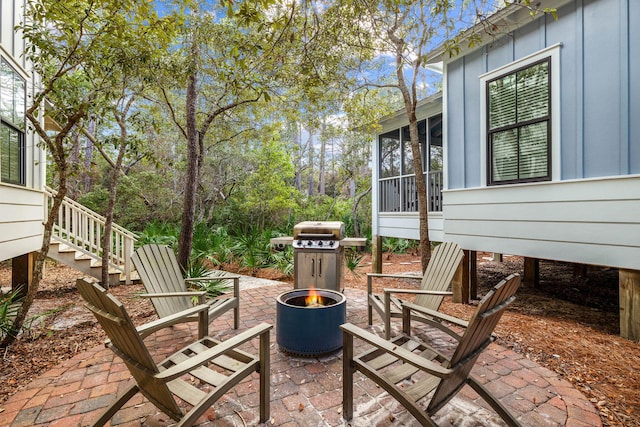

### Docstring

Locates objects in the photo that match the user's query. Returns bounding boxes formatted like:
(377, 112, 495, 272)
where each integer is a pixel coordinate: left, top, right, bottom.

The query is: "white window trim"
(479, 43, 562, 186)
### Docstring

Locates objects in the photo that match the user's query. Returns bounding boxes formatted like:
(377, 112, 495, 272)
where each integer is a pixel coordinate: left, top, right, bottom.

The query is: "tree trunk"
(1, 166, 67, 348)
(295, 123, 302, 190)
(177, 36, 200, 272)
(101, 109, 129, 287)
(352, 186, 371, 238)
(391, 34, 431, 271)
(84, 117, 95, 192)
(307, 131, 314, 196)
(318, 120, 326, 196)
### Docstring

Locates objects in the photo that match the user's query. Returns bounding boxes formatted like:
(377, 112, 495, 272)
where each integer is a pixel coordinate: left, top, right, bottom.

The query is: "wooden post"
(452, 251, 470, 304)
(573, 263, 588, 278)
(371, 234, 382, 274)
(12, 252, 34, 297)
(523, 257, 539, 288)
(492, 253, 503, 262)
(619, 269, 640, 341)
(469, 250, 477, 300)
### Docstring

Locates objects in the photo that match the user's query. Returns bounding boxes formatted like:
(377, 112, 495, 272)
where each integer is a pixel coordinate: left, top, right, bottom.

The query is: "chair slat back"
(132, 244, 192, 318)
(414, 242, 464, 309)
(427, 273, 521, 414)
(76, 278, 183, 418)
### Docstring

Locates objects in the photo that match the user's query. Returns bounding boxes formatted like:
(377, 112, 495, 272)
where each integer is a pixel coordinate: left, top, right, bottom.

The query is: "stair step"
(56, 244, 77, 254)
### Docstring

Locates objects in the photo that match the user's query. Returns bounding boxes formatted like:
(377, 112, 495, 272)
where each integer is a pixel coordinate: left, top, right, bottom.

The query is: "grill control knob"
(317, 241, 323, 246)
(297, 240, 302, 246)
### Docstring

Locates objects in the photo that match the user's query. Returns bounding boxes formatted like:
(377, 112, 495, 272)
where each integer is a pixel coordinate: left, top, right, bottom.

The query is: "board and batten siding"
(0, 0, 46, 262)
(440, 0, 640, 271)
(445, 0, 640, 187)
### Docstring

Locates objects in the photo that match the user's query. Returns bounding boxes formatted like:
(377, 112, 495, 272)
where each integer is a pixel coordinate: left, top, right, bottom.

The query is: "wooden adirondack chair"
(76, 278, 271, 427)
(342, 273, 522, 427)
(132, 244, 240, 338)
(368, 241, 465, 339)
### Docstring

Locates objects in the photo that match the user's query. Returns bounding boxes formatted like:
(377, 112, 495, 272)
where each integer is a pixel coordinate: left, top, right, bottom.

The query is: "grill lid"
(293, 221, 344, 240)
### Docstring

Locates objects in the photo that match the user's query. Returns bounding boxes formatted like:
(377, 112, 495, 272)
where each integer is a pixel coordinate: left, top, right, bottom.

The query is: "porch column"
(524, 257, 539, 288)
(371, 235, 382, 274)
(12, 252, 35, 297)
(452, 250, 475, 304)
(619, 269, 640, 341)
(469, 250, 477, 300)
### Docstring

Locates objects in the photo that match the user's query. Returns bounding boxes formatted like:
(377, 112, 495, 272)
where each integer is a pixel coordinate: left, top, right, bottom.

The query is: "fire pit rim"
(276, 288, 346, 308)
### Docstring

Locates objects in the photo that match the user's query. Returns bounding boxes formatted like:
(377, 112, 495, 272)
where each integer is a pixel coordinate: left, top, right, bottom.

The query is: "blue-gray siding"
(446, 0, 639, 189)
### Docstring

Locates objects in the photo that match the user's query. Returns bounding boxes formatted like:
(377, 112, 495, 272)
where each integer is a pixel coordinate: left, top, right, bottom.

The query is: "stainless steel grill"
(292, 221, 345, 292)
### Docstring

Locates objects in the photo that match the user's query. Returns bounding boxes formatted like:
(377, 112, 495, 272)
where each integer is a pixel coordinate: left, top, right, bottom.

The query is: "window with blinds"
(487, 58, 551, 185)
(0, 58, 26, 185)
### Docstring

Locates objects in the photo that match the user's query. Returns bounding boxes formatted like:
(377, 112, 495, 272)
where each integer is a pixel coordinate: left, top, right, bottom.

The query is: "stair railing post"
(124, 235, 133, 285)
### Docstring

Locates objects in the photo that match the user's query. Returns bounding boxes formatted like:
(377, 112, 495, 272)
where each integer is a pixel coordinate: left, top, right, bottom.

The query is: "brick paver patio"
(1, 280, 601, 426)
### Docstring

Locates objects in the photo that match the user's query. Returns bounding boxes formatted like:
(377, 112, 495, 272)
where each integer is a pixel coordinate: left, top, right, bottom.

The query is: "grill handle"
(295, 233, 337, 240)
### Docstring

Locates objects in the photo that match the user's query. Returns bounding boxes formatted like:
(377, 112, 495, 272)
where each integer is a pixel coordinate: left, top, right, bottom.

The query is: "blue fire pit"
(276, 288, 346, 357)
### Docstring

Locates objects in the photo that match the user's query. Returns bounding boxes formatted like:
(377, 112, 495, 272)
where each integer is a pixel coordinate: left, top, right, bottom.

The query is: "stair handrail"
(44, 186, 138, 284)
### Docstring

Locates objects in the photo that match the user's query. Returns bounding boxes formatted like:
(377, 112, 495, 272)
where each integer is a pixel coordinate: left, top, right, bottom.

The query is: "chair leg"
(233, 277, 240, 329)
(91, 384, 139, 426)
(233, 305, 239, 330)
(198, 309, 209, 339)
(342, 330, 354, 421)
(467, 377, 521, 427)
(367, 275, 373, 326)
(384, 293, 392, 340)
(259, 328, 271, 423)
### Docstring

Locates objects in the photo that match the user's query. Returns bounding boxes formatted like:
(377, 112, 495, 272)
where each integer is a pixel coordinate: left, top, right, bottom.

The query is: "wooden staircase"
(44, 187, 137, 286)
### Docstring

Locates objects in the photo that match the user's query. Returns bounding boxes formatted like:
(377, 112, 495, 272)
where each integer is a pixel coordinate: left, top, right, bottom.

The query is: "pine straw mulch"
(1, 253, 639, 426)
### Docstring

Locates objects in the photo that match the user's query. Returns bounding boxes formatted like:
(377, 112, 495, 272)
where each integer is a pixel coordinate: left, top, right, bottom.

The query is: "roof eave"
(425, 0, 573, 64)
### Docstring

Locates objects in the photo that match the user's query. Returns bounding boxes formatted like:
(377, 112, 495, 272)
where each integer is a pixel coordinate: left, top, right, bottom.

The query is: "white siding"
(0, 185, 44, 261)
(442, 175, 640, 269)
(378, 212, 444, 242)
(0, 0, 46, 262)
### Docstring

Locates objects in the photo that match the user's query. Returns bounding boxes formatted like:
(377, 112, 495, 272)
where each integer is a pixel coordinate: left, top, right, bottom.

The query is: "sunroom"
(371, 92, 445, 243)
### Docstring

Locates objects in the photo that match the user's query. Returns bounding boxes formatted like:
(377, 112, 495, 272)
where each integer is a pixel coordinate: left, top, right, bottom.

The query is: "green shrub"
(0, 287, 23, 341)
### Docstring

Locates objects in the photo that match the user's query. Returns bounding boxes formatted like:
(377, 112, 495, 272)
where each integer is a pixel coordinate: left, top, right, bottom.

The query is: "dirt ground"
(0, 253, 639, 426)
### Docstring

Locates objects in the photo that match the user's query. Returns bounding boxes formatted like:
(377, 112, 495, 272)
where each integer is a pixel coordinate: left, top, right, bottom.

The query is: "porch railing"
(379, 170, 443, 213)
(44, 186, 137, 283)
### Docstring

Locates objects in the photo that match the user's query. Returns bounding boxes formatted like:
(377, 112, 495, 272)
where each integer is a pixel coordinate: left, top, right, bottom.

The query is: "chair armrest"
(136, 303, 210, 338)
(140, 291, 207, 298)
(401, 301, 469, 329)
(156, 322, 273, 381)
(184, 272, 241, 282)
(185, 274, 240, 298)
(367, 273, 422, 295)
(367, 273, 422, 280)
(340, 323, 451, 378)
(383, 288, 452, 297)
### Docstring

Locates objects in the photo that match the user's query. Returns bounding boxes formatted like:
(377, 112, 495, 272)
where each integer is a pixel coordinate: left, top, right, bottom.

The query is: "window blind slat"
(489, 74, 516, 129)
(517, 62, 549, 123)
(492, 129, 518, 182)
(519, 122, 548, 178)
